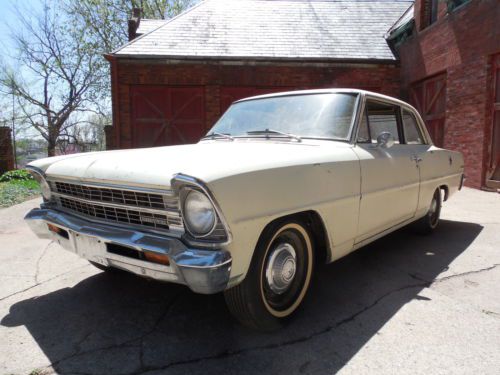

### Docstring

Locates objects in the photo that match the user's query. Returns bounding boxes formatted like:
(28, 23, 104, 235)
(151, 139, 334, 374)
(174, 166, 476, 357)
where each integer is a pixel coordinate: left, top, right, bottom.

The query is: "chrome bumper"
(24, 207, 231, 294)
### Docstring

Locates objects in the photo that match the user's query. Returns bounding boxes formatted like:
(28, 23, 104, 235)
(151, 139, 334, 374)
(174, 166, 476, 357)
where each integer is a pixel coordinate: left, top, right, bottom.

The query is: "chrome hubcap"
(265, 243, 297, 294)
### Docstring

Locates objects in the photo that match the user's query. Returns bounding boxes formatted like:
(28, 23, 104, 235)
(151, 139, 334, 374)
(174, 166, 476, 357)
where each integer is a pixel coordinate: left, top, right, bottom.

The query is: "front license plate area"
(73, 233, 108, 266)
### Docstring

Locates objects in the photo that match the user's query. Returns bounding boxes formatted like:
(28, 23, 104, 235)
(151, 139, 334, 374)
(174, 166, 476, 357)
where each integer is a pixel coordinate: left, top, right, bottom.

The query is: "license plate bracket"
(73, 232, 108, 266)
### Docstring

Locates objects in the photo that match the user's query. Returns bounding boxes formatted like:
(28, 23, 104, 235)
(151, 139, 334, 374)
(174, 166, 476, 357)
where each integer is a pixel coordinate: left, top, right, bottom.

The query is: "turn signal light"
(47, 223, 69, 239)
(144, 251, 170, 266)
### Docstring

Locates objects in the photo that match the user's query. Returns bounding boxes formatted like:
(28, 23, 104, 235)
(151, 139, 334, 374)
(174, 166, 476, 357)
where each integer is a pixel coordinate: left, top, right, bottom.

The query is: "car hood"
(28, 140, 353, 189)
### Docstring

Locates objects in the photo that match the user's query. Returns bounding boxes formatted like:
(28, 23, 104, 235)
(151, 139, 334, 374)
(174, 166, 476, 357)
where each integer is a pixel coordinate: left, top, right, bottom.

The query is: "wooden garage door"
(131, 86, 205, 148)
(410, 74, 447, 147)
(487, 54, 500, 187)
(220, 87, 294, 114)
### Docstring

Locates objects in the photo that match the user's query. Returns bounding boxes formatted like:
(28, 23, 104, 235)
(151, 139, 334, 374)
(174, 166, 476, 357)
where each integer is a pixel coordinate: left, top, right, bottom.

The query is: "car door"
(401, 107, 449, 214)
(353, 98, 420, 243)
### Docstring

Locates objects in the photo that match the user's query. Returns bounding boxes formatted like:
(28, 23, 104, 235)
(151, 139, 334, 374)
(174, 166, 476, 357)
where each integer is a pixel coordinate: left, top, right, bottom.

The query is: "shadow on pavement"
(1, 219, 482, 374)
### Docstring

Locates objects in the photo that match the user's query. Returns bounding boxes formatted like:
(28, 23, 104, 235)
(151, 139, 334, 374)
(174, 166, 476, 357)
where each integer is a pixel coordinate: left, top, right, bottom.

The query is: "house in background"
(105, 0, 500, 189)
(389, 0, 499, 190)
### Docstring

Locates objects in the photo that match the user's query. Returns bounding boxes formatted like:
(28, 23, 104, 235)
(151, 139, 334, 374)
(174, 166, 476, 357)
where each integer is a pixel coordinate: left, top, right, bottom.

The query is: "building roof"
(386, 3, 414, 39)
(135, 19, 169, 36)
(113, 0, 414, 62)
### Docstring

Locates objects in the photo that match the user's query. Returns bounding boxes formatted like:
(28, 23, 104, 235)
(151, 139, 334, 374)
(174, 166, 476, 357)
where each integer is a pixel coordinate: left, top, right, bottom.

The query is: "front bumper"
(24, 207, 232, 294)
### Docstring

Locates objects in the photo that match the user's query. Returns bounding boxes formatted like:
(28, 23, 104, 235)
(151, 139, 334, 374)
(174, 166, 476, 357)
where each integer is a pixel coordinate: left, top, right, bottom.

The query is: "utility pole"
(11, 89, 17, 169)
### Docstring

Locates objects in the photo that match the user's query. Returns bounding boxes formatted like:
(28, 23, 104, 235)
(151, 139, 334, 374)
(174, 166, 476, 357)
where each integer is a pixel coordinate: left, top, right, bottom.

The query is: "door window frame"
(400, 108, 427, 145)
(354, 97, 404, 145)
(352, 94, 431, 146)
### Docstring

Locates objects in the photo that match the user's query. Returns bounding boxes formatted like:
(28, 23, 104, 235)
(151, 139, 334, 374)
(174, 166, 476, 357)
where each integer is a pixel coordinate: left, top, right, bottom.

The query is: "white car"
(25, 89, 464, 330)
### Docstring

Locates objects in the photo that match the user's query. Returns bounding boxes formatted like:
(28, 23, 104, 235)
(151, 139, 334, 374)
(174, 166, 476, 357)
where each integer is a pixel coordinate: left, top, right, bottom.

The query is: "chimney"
(128, 7, 142, 41)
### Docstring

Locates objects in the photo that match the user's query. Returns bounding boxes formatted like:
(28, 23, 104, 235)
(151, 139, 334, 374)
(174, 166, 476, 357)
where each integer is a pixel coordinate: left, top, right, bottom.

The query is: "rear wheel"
(414, 188, 442, 234)
(224, 219, 314, 331)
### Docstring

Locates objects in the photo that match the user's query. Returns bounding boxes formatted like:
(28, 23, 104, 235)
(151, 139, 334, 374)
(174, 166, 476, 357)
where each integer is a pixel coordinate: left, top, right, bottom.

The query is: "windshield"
(207, 93, 358, 141)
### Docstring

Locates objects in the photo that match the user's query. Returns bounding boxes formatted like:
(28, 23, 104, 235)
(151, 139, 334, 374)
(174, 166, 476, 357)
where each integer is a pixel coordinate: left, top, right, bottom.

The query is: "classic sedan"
(25, 89, 464, 330)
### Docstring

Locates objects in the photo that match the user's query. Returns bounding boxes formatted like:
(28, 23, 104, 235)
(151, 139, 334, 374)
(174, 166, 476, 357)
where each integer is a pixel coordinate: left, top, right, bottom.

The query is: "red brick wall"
(399, 0, 500, 188)
(0, 127, 14, 175)
(108, 60, 401, 149)
(415, 0, 449, 32)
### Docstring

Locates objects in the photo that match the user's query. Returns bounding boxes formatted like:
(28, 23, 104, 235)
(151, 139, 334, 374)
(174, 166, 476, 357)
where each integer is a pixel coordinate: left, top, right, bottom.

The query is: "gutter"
(102, 54, 400, 68)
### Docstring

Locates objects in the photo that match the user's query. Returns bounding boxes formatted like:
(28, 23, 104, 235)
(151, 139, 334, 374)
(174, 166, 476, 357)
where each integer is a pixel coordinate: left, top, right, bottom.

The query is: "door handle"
(411, 156, 423, 163)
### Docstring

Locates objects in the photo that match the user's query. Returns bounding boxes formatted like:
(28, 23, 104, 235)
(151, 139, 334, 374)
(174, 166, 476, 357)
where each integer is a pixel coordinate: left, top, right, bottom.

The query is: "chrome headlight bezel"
(171, 174, 232, 246)
(26, 166, 51, 201)
(181, 188, 217, 237)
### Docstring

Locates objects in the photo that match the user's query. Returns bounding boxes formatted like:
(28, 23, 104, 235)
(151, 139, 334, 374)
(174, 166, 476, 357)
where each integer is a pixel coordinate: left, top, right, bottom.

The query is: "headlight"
(183, 189, 216, 236)
(27, 168, 51, 201)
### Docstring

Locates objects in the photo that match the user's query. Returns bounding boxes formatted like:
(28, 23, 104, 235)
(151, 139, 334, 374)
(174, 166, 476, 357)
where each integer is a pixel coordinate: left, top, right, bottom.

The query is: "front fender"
(207, 158, 360, 285)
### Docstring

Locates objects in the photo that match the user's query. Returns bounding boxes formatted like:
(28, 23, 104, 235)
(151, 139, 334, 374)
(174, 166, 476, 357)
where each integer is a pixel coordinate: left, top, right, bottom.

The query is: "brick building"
(105, 0, 500, 189)
(395, 0, 500, 189)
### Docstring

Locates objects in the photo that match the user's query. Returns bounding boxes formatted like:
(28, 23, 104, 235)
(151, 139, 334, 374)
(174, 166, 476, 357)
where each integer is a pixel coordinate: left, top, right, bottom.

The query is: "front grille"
(50, 180, 183, 233)
(57, 196, 183, 231)
(49, 179, 229, 243)
(53, 181, 178, 211)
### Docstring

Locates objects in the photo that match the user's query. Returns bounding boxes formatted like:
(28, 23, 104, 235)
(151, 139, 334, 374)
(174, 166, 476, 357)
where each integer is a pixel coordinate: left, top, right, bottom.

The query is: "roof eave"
(107, 54, 399, 66)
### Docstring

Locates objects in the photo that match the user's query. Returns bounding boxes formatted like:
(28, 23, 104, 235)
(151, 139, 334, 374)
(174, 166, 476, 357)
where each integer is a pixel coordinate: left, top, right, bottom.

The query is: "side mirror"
(376, 132, 395, 149)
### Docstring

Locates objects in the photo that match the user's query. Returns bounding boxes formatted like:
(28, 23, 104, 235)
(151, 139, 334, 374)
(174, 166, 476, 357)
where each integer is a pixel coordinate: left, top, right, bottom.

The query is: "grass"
(0, 179, 40, 208)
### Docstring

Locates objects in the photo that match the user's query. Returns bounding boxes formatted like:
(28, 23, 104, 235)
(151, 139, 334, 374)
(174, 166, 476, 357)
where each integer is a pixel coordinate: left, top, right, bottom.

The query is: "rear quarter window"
(402, 110, 425, 144)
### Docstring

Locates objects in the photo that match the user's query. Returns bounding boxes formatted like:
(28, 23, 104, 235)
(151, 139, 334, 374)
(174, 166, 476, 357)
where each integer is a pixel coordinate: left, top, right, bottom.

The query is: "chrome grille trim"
(49, 179, 184, 235)
(51, 180, 178, 211)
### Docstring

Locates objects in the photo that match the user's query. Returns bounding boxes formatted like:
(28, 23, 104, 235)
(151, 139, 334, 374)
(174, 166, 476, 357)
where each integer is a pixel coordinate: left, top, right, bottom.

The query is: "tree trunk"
(47, 140, 56, 157)
(47, 125, 58, 157)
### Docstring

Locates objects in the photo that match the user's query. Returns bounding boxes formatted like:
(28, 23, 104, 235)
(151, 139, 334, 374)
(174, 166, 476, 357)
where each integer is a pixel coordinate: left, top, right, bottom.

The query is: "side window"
(357, 112, 371, 143)
(359, 100, 400, 143)
(402, 110, 425, 144)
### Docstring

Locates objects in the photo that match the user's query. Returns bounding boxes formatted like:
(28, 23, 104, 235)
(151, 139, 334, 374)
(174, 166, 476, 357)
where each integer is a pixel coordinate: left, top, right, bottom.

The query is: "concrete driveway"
(1, 188, 499, 375)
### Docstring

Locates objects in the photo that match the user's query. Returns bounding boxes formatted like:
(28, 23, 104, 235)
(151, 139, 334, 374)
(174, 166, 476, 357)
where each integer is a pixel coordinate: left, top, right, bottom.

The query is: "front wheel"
(224, 219, 314, 331)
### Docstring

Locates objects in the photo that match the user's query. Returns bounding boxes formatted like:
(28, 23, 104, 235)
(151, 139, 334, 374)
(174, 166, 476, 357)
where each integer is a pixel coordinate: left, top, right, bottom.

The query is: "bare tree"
(68, 0, 195, 51)
(0, 3, 105, 156)
(66, 0, 196, 101)
(58, 114, 109, 154)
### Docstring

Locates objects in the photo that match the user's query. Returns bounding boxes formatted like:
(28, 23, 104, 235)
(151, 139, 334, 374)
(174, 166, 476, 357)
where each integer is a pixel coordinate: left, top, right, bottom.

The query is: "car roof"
(235, 88, 414, 110)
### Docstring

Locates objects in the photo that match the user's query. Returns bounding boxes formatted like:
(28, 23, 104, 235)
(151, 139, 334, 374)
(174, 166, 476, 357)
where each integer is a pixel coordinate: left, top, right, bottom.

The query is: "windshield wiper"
(202, 132, 234, 141)
(246, 129, 302, 142)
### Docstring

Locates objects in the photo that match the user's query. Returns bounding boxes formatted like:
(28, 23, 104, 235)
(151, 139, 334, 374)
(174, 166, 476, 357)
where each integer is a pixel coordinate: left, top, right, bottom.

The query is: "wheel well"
(440, 185, 449, 201)
(262, 211, 330, 265)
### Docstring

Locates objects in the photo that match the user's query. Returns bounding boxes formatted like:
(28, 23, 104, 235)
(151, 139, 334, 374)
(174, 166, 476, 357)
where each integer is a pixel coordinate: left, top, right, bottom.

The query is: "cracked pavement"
(1, 188, 499, 374)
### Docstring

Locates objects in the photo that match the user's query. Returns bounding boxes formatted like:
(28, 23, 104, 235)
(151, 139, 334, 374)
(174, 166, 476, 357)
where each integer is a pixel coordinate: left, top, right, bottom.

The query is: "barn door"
(131, 86, 205, 148)
(410, 74, 446, 147)
(487, 54, 500, 188)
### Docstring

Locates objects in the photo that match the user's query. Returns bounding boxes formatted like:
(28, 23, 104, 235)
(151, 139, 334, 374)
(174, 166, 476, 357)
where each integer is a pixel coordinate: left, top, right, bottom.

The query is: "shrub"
(0, 169, 34, 182)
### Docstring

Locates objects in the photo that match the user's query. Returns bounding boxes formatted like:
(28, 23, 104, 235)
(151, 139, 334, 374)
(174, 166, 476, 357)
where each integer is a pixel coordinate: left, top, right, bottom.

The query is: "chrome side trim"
(171, 173, 233, 247)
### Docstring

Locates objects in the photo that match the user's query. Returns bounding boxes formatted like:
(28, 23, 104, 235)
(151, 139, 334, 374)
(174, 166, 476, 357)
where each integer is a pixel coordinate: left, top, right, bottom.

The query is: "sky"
(0, 0, 44, 54)
(0, 0, 44, 138)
